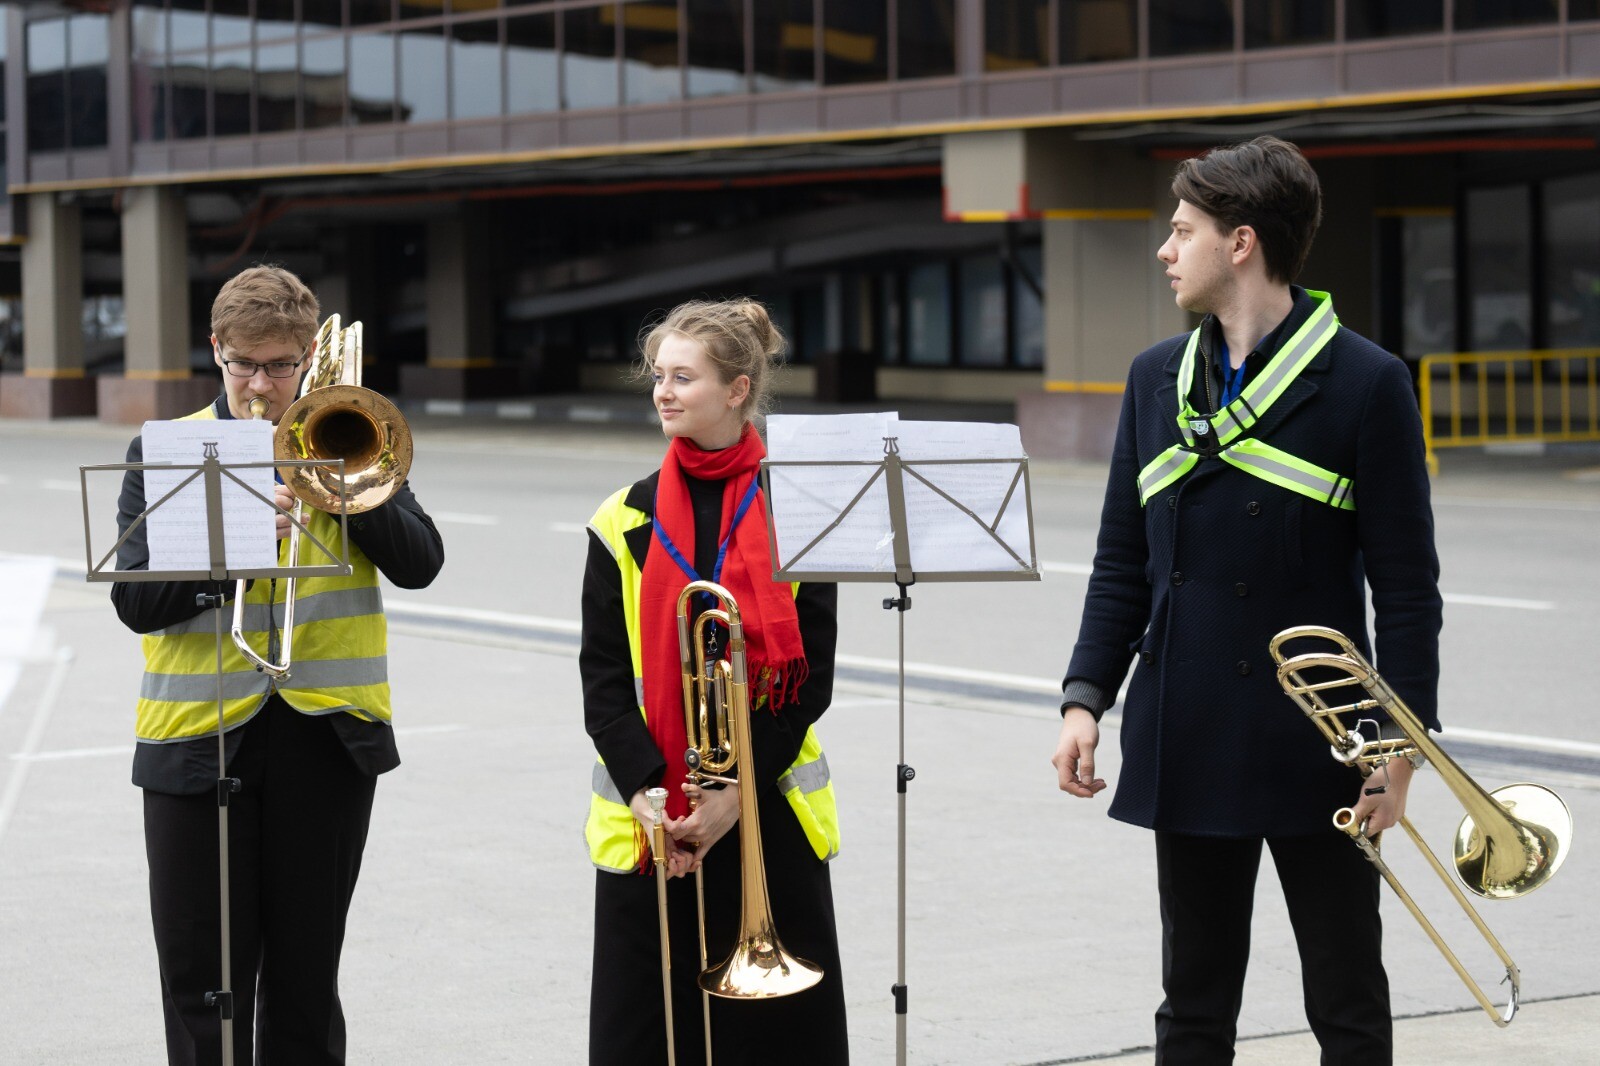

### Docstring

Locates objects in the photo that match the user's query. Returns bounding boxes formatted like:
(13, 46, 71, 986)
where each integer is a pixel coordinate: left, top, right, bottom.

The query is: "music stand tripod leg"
(882, 582, 914, 1066)
(203, 594, 241, 1066)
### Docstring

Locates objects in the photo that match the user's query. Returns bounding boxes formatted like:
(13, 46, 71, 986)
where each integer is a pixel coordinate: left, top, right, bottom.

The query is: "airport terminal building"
(0, 1, 1596, 457)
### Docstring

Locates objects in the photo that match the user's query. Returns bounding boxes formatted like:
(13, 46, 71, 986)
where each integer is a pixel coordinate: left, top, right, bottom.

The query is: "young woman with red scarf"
(581, 300, 848, 1064)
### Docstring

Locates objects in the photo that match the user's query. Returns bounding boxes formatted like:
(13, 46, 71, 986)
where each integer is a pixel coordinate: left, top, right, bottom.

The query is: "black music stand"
(762, 427, 1039, 1066)
(82, 440, 350, 1066)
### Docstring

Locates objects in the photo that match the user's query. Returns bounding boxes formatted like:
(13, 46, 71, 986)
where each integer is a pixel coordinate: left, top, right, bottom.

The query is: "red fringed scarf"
(639, 424, 808, 834)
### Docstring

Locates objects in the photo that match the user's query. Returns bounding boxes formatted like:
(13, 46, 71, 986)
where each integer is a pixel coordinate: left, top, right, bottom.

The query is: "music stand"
(81, 441, 351, 1066)
(762, 422, 1039, 1066)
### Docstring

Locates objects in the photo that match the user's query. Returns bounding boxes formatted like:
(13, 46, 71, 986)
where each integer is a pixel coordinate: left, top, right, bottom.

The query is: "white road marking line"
(549, 522, 589, 534)
(1040, 560, 1094, 576)
(1446, 726, 1600, 758)
(835, 653, 1062, 694)
(432, 512, 500, 526)
(386, 600, 581, 633)
(1441, 592, 1554, 611)
(40, 479, 80, 492)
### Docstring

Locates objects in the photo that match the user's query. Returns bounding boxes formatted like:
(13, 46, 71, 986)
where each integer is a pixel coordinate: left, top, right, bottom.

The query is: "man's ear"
(1230, 226, 1259, 268)
(210, 334, 224, 368)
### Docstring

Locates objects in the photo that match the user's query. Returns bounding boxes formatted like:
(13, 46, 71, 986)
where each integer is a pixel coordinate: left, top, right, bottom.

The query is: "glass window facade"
(686, 0, 745, 97)
(1456, 0, 1559, 31)
(987, 0, 1049, 71)
(1347, 1, 1443, 39)
(302, 33, 346, 129)
(1543, 173, 1600, 348)
(28, 13, 111, 152)
(898, 0, 957, 78)
(1466, 186, 1533, 350)
(960, 255, 1008, 367)
(821, 3, 887, 85)
(754, 2, 817, 93)
(256, 38, 300, 133)
(1061, 0, 1137, 63)
(906, 261, 953, 365)
(350, 32, 398, 124)
(452, 18, 503, 120)
(399, 25, 448, 124)
(622, 3, 682, 106)
(1149, 0, 1233, 57)
(1244, 0, 1333, 48)
(506, 12, 558, 114)
(563, 7, 619, 111)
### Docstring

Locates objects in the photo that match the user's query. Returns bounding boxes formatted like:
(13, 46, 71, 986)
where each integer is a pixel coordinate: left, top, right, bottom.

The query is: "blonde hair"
(637, 299, 787, 421)
(211, 265, 320, 355)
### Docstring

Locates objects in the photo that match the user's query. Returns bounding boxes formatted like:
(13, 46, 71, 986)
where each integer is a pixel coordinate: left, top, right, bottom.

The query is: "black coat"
(1066, 311, 1442, 837)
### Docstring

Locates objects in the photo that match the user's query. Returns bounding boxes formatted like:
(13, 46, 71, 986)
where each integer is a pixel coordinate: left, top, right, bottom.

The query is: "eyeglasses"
(220, 356, 305, 379)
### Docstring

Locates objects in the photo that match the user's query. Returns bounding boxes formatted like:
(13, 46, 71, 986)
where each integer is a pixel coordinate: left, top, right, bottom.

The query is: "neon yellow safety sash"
(1136, 290, 1355, 510)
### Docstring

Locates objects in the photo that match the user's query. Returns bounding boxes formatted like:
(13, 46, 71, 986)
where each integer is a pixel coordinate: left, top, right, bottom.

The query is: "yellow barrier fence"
(1418, 348, 1600, 474)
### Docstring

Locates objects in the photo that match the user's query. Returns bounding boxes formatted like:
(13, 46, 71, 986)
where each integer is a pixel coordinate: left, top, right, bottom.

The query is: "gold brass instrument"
(651, 580, 822, 1062)
(1270, 625, 1573, 1026)
(647, 786, 678, 1066)
(229, 315, 413, 679)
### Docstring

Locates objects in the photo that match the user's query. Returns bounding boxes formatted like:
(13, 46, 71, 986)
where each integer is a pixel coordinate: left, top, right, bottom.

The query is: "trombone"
(230, 315, 413, 679)
(1270, 625, 1573, 1026)
(651, 580, 823, 1066)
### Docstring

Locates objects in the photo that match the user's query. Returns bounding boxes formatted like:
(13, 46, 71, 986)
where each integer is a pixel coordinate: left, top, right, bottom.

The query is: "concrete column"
(942, 130, 1184, 457)
(1, 193, 96, 418)
(98, 185, 214, 423)
(401, 210, 517, 400)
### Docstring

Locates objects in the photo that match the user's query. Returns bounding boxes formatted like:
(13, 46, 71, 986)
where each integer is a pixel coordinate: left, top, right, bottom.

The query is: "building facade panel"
(1243, 53, 1337, 100)
(1343, 42, 1450, 93)
(980, 73, 1058, 118)
(1146, 58, 1238, 107)
(1452, 33, 1565, 83)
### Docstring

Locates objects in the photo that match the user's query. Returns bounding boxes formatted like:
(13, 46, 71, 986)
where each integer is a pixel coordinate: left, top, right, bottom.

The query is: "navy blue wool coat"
(1065, 307, 1443, 838)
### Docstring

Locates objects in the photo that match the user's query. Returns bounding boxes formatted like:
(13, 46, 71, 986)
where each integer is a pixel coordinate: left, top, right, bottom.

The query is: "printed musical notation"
(765, 413, 1034, 577)
(141, 420, 277, 574)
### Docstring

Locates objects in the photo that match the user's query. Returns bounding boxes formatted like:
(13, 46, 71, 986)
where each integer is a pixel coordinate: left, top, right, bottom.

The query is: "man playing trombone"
(111, 265, 444, 1065)
(1052, 137, 1442, 1065)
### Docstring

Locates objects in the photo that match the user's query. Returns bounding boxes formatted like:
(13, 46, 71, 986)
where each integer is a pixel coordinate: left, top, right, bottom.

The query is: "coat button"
(1171, 571, 1184, 585)
(1246, 501, 1261, 515)
(1167, 496, 1177, 510)
(1235, 582, 1248, 597)
(1141, 651, 1153, 666)
(1236, 661, 1251, 676)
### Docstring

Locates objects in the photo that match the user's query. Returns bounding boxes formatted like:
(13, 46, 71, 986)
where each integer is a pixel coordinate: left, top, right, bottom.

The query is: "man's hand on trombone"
(1349, 755, 1414, 836)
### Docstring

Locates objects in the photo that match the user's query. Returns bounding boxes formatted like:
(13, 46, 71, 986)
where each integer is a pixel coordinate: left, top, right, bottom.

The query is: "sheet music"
(765, 414, 1034, 576)
(766, 414, 899, 574)
(142, 420, 277, 573)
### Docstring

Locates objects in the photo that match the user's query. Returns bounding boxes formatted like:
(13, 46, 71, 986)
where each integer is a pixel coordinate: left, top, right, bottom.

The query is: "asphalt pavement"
(1, 409, 1596, 1065)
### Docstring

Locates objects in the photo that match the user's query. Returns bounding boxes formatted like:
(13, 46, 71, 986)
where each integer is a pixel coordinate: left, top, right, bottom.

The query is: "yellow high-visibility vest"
(133, 403, 393, 743)
(584, 487, 840, 874)
(1138, 290, 1356, 510)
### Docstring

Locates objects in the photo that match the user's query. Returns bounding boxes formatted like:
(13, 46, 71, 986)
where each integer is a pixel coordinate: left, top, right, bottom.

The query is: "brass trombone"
(230, 315, 412, 678)
(1270, 625, 1573, 1026)
(651, 580, 823, 1065)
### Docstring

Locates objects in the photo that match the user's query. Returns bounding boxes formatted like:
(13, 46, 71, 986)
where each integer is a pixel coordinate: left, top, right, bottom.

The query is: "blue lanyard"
(1218, 342, 1250, 409)
(652, 478, 762, 593)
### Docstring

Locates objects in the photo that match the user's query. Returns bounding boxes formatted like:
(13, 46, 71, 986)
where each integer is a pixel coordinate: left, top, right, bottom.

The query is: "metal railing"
(1418, 349, 1600, 473)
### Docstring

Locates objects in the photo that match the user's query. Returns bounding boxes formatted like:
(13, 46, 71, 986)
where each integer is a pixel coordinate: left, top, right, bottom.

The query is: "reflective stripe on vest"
(133, 403, 393, 742)
(1136, 290, 1355, 511)
(583, 486, 841, 874)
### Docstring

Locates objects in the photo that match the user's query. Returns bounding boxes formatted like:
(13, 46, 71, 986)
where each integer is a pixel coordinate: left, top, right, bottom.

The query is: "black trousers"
(143, 698, 377, 1066)
(1153, 830, 1390, 1066)
(589, 782, 849, 1066)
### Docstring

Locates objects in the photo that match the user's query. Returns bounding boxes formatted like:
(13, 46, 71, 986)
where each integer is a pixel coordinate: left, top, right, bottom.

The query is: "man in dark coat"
(1052, 136, 1442, 1065)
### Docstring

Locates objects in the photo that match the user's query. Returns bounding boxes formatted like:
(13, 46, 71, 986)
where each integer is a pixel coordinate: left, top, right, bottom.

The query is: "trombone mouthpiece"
(247, 396, 270, 419)
(645, 787, 668, 817)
